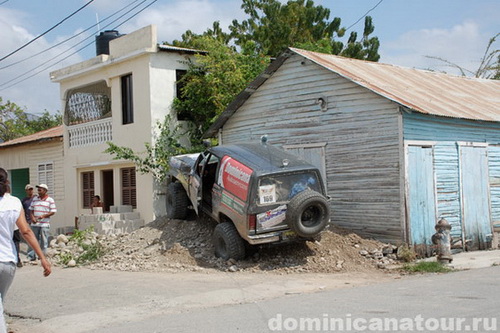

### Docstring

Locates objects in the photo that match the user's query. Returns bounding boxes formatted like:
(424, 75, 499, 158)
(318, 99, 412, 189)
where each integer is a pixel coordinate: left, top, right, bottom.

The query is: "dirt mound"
(84, 216, 399, 274)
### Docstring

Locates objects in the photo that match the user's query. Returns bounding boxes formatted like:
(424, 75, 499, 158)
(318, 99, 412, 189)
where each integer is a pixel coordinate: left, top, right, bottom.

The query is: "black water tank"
(95, 30, 123, 56)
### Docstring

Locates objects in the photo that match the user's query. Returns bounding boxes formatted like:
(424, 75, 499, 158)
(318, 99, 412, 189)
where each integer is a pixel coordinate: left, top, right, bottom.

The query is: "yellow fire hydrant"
(431, 218, 453, 264)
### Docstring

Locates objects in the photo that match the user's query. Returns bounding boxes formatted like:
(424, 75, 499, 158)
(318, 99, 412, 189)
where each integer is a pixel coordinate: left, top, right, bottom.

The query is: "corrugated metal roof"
(158, 44, 207, 54)
(0, 125, 63, 148)
(204, 48, 500, 138)
(291, 47, 500, 122)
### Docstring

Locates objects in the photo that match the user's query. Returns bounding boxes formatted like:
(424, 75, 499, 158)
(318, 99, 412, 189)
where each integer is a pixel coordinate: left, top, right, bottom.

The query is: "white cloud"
(381, 20, 490, 76)
(118, 0, 244, 43)
(0, 8, 84, 113)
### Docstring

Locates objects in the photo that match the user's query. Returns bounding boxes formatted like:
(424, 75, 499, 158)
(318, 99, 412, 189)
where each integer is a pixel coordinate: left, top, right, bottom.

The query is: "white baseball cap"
(25, 184, 34, 190)
(36, 184, 49, 190)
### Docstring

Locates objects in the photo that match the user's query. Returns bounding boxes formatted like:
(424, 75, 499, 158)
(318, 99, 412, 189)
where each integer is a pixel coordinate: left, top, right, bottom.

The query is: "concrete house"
(205, 48, 500, 253)
(0, 126, 67, 231)
(49, 25, 200, 232)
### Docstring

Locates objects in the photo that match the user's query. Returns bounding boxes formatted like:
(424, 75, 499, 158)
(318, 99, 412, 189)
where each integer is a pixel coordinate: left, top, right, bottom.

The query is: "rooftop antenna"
(96, 13, 101, 34)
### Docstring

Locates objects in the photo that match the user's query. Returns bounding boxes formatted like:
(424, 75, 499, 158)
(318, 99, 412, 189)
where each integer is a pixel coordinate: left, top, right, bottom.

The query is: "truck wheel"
(213, 222, 246, 260)
(285, 190, 330, 238)
(166, 182, 188, 219)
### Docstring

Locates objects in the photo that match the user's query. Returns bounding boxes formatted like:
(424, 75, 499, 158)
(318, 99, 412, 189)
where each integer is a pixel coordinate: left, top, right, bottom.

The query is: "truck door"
(188, 152, 207, 214)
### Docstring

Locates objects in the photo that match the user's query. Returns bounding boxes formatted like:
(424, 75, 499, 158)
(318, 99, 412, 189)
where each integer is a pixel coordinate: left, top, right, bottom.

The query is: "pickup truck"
(166, 141, 330, 260)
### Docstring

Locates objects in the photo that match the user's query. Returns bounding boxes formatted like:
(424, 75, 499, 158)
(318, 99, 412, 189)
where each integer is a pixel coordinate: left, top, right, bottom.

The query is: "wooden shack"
(205, 48, 500, 253)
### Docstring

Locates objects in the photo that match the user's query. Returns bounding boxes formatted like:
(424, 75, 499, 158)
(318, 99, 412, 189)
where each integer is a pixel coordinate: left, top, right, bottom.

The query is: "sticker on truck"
(218, 156, 253, 201)
(257, 205, 287, 229)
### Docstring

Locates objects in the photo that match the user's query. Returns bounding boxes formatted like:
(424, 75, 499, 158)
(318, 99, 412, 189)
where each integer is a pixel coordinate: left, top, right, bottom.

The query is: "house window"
(82, 172, 95, 208)
(175, 69, 192, 121)
(37, 162, 54, 193)
(121, 74, 134, 125)
(121, 167, 136, 208)
(65, 81, 111, 125)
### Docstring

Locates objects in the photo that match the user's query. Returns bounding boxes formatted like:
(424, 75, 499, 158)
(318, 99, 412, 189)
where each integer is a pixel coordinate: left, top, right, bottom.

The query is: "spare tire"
(285, 190, 330, 238)
(166, 182, 188, 219)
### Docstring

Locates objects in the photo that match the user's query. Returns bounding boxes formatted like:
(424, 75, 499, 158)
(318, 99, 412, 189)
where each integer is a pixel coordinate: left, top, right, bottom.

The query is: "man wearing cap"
(27, 184, 57, 261)
(20, 184, 35, 265)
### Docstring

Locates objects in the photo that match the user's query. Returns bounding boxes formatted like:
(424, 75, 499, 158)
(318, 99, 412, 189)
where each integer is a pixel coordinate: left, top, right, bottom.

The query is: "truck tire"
(166, 182, 188, 219)
(285, 190, 330, 238)
(213, 222, 246, 260)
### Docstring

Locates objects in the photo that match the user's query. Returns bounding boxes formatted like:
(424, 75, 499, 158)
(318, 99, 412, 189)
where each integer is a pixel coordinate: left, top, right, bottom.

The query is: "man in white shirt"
(27, 184, 56, 261)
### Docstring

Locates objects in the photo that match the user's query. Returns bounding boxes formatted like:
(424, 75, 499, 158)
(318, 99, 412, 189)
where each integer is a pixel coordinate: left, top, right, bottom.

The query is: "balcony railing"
(68, 118, 112, 148)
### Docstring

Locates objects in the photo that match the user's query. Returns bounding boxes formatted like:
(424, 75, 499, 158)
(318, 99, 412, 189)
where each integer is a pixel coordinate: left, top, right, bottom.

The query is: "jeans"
(0, 262, 16, 333)
(27, 226, 50, 260)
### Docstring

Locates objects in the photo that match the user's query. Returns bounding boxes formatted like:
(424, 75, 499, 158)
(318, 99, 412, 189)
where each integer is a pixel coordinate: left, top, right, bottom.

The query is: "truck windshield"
(256, 172, 321, 206)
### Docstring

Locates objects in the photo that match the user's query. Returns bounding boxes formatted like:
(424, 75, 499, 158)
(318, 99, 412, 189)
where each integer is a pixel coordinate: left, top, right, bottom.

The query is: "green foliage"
(172, 36, 270, 142)
(104, 116, 197, 182)
(403, 261, 453, 273)
(228, 0, 380, 60)
(57, 226, 105, 266)
(0, 97, 61, 142)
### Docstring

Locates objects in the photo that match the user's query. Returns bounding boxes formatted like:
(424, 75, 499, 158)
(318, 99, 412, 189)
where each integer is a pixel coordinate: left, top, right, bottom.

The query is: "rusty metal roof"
(291, 47, 500, 122)
(204, 48, 500, 138)
(0, 125, 63, 148)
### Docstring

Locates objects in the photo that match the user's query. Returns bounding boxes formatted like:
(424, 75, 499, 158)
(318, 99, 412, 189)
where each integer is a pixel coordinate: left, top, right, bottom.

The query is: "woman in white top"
(0, 168, 51, 333)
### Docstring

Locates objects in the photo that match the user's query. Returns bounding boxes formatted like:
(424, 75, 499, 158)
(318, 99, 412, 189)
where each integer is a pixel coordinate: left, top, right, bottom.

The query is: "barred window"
(65, 81, 111, 126)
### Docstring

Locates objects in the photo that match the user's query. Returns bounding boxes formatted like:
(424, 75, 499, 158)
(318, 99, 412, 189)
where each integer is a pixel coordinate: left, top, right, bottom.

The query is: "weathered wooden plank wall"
(221, 54, 404, 244)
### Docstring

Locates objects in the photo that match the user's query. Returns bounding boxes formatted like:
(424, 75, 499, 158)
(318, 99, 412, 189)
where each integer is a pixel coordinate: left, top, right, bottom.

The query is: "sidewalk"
(422, 249, 500, 269)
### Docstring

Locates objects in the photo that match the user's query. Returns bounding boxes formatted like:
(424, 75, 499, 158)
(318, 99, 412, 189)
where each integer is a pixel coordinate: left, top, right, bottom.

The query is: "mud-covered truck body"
(166, 142, 330, 259)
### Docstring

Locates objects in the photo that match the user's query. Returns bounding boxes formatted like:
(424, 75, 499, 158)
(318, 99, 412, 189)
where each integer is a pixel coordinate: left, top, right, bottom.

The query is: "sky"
(0, 0, 498, 115)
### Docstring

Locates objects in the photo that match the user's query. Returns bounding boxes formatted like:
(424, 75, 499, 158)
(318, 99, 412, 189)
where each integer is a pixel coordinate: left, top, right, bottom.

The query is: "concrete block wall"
(77, 205, 145, 235)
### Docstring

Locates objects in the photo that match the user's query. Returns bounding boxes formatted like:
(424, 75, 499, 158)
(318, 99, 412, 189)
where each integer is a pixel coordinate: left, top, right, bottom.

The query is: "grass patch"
(403, 261, 453, 273)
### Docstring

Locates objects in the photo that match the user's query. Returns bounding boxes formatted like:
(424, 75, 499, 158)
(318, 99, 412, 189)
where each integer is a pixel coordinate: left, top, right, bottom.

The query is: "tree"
(426, 32, 499, 79)
(229, 0, 380, 60)
(104, 117, 195, 182)
(0, 97, 62, 142)
(171, 36, 270, 143)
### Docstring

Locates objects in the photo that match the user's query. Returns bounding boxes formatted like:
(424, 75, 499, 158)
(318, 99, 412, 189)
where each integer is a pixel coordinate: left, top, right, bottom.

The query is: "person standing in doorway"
(0, 168, 51, 333)
(27, 184, 56, 261)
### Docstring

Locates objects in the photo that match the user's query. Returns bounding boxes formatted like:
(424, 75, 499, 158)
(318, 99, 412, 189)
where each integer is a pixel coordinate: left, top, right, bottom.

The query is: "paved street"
(4, 260, 500, 333)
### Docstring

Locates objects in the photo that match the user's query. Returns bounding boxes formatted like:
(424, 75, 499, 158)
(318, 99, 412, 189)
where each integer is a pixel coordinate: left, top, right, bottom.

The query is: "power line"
(0, 0, 95, 63)
(0, 0, 10, 6)
(345, 0, 384, 32)
(0, 0, 158, 91)
(0, 0, 146, 71)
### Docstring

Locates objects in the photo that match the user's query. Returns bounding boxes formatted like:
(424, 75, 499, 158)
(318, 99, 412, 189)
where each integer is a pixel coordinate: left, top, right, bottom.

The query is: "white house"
(49, 25, 200, 230)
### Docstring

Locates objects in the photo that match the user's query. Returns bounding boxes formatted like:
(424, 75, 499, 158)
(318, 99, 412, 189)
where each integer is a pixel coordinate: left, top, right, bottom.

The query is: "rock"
(228, 265, 238, 272)
(67, 259, 77, 267)
(56, 234, 69, 244)
(359, 250, 369, 256)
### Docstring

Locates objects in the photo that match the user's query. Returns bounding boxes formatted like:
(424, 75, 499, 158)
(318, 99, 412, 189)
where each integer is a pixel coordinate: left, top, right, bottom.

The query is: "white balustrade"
(68, 118, 112, 148)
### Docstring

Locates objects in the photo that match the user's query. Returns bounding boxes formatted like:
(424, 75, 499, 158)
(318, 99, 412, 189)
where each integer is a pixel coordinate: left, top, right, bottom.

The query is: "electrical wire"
(0, 0, 146, 71)
(345, 0, 384, 32)
(0, 0, 10, 6)
(0, 0, 158, 91)
(0, 0, 95, 63)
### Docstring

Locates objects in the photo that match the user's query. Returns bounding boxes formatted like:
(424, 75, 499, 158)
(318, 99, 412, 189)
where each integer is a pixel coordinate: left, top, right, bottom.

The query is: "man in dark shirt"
(18, 184, 35, 266)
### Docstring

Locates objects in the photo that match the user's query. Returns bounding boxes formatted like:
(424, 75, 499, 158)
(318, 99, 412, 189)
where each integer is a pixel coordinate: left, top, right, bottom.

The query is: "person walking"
(27, 184, 56, 261)
(0, 168, 51, 333)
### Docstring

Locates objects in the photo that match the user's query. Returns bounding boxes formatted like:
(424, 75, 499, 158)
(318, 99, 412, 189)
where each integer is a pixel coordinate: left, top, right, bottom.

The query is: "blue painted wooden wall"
(403, 111, 500, 250)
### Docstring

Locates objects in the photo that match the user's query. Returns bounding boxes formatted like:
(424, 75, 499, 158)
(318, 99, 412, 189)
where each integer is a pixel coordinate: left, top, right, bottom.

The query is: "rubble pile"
(45, 216, 404, 274)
